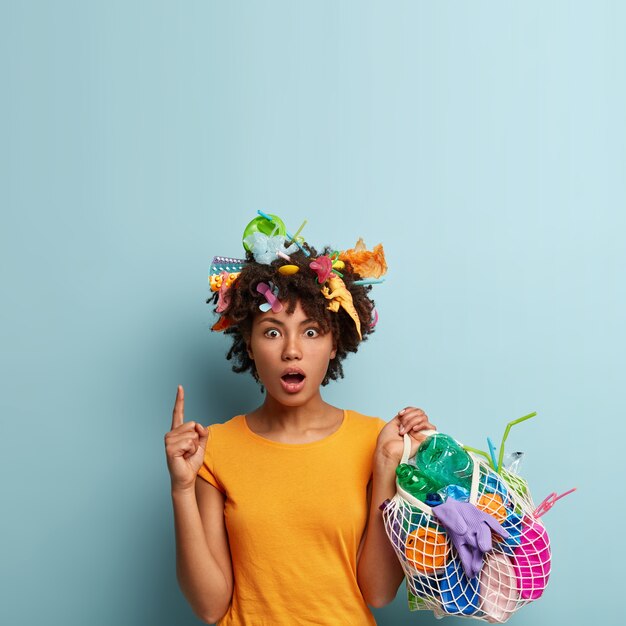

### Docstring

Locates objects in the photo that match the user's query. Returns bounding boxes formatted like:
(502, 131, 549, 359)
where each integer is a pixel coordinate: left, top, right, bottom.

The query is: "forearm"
(171, 487, 230, 624)
(357, 456, 405, 608)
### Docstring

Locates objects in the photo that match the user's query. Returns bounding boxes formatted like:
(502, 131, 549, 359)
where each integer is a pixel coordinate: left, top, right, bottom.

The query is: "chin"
(273, 389, 313, 404)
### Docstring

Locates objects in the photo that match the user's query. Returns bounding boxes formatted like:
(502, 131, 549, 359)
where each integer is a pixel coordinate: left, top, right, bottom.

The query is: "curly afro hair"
(207, 242, 377, 389)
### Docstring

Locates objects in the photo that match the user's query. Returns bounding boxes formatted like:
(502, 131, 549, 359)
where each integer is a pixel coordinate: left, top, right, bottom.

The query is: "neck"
(252, 392, 339, 432)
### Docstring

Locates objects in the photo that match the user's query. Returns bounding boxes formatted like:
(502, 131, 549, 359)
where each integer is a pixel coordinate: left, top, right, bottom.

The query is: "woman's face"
(247, 300, 337, 406)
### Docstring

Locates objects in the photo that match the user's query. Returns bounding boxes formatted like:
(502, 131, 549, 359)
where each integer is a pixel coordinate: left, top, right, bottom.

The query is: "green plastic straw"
(462, 446, 493, 464)
(288, 219, 307, 244)
(497, 411, 537, 472)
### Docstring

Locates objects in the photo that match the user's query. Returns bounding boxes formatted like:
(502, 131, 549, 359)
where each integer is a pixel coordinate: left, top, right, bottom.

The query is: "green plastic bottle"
(415, 433, 474, 492)
(396, 463, 438, 501)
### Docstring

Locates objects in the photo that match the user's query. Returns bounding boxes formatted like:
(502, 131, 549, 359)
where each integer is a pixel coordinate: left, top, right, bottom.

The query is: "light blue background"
(1, 1, 623, 625)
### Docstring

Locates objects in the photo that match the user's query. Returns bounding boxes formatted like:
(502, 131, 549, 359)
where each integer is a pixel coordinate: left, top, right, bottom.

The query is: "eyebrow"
(258, 317, 318, 326)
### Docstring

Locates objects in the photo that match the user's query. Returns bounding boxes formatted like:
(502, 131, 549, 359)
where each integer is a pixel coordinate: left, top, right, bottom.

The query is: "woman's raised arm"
(166, 386, 233, 624)
(171, 482, 233, 624)
(357, 407, 437, 607)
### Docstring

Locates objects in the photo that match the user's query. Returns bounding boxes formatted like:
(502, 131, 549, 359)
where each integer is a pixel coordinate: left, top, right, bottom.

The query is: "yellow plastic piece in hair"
(321, 274, 362, 339)
(278, 264, 300, 275)
(209, 272, 240, 292)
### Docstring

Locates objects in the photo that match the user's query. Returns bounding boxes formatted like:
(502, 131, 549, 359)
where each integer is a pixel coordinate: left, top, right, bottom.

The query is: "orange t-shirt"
(197, 409, 387, 626)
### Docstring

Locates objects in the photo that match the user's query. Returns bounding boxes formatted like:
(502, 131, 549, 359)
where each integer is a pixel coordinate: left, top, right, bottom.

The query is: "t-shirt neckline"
(240, 409, 348, 448)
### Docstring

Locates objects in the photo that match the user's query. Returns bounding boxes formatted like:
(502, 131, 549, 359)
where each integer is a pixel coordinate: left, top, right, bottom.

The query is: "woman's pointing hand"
(164, 385, 209, 491)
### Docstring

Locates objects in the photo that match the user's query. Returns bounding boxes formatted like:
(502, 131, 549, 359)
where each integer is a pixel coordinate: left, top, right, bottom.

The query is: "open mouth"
(281, 373, 305, 384)
(280, 371, 306, 393)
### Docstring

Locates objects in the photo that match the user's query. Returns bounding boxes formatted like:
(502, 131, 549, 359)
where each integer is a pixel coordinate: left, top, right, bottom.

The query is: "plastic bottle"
(396, 463, 438, 500)
(503, 451, 524, 474)
(415, 433, 474, 492)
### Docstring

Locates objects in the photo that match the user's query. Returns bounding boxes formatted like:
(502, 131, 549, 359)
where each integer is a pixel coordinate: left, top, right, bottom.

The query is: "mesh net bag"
(381, 432, 551, 623)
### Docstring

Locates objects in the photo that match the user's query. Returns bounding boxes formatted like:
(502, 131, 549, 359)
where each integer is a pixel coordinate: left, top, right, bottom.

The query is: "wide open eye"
(305, 328, 320, 338)
(264, 328, 281, 338)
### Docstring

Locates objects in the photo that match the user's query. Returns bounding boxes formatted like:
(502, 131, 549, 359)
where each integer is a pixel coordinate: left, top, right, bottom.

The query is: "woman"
(165, 217, 436, 625)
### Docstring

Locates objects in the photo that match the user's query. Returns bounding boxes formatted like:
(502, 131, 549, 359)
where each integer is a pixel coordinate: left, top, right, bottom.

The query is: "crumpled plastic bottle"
(416, 433, 474, 493)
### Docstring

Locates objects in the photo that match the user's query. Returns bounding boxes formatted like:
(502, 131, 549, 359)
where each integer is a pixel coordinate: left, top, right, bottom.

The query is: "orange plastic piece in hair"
(212, 316, 234, 332)
(339, 238, 387, 279)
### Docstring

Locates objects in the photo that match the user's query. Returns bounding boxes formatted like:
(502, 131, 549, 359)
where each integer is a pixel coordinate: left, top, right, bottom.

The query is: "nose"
(282, 334, 302, 360)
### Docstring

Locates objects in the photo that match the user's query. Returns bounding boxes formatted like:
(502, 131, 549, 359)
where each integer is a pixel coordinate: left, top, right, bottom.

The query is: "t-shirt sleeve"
(367, 417, 387, 451)
(196, 426, 226, 494)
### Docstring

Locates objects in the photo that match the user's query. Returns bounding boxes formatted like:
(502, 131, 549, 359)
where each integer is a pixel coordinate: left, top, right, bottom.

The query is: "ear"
(247, 343, 254, 360)
(330, 343, 337, 360)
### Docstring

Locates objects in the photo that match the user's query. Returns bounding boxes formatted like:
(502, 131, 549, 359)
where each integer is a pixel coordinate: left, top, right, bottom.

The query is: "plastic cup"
(440, 558, 480, 615)
(512, 517, 551, 600)
(479, 552, 519, 623)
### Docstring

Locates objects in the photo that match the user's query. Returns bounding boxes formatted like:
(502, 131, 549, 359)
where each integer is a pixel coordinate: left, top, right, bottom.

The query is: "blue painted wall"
(2, 2, 622, 624)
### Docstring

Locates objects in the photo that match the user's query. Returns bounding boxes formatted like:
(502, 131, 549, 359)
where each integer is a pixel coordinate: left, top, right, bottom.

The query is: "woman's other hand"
(375, 406, 437, 465)
(165, 385, 209, 491)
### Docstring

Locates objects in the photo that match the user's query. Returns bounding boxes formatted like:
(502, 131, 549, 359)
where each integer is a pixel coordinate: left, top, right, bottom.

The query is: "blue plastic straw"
(257, 209, 273, 221)
(487, 437, 498, 470)
(353, 278, 386, 286)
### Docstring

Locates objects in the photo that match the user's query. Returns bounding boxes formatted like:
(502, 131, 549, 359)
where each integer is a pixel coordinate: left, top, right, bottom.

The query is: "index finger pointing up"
(171, 385, 185, 430)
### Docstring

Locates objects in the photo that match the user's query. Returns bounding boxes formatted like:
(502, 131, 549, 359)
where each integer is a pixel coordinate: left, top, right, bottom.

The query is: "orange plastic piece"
(211, 316, 234, 332)
(209, 272, 240, 292)
(339, 238, 387, 279)
(477, 492, 507, 524)
(405, 526, 449, 574)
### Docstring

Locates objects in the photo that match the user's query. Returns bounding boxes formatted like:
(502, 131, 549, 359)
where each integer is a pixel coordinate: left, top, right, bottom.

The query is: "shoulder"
(345, 409, 387, 434)
(206, 414, 246, 441)
(202, 415, 247, 468)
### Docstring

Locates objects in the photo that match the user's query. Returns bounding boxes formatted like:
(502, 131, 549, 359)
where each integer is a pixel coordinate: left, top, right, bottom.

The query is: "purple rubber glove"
(431, 498, 511, 579)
